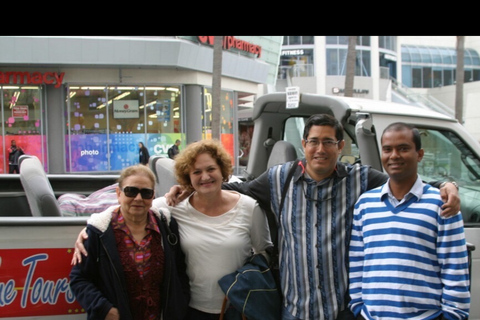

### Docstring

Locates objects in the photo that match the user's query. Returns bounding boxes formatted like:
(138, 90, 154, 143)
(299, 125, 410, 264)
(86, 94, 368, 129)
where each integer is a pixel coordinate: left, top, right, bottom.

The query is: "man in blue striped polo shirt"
(221, 115, 461, 320)
(348, 122, 470, 319)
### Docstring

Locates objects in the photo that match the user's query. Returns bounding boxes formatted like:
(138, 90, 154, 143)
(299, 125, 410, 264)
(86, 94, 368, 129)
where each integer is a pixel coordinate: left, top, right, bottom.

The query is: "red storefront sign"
(0, 248, 83, 318)
(0, 71, 65, 88)
(198, 36, 262, 58)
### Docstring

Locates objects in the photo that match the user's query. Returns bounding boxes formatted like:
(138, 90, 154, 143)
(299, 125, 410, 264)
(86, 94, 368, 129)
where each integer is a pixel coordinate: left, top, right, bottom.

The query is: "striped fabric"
(349, 179, 470, 320)
(268, 160, 369, 320)
(58, 183, 119, 216)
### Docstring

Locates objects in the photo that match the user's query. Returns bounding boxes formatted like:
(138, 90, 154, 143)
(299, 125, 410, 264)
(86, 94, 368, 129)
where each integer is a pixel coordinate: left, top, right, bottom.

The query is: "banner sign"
(0, 248, 83, 318)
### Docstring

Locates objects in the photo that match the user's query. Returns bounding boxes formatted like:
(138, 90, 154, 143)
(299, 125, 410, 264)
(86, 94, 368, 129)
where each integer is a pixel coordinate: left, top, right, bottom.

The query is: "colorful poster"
(67, 133, 183, 172)
(1, 135, 46, 173)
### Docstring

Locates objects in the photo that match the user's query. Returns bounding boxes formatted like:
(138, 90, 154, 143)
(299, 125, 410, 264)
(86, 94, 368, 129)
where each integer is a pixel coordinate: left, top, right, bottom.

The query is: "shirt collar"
(380, 175, 424, 201)
(112, 208, 161, 234)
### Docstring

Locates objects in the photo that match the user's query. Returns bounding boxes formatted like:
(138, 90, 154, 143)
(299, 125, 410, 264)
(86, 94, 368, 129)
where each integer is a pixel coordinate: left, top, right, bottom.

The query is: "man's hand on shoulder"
(164, 185, 191, 206)
(439, 182, 460, 218)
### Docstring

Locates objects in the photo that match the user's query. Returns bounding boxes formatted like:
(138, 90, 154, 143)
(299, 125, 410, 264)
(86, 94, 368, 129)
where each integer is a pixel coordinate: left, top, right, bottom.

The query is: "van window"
(418, 128, 480, 224)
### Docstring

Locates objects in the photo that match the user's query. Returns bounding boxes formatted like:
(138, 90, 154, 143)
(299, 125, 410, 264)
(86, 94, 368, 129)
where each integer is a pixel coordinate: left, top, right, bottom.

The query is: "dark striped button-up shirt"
(225, 159, 387, 320)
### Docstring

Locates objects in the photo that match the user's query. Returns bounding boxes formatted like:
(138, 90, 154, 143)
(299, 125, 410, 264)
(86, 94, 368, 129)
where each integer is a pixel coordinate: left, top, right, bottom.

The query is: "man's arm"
(222, 171, 271, 213)
(366, 167, 460, 217)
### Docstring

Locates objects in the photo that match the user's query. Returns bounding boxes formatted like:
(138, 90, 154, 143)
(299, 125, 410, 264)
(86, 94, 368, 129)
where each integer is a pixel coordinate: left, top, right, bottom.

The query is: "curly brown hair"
(174, 139, 233, 193)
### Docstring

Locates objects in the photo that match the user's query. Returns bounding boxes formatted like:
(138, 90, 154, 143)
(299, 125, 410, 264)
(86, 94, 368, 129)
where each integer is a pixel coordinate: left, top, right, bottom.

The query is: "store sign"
(332, 87, 369, 95)
(197, 36, 262, 58)
(113, 100, 139, 119)
(12, 105, 28, 118)
(282, 49, 305, 56)
(0, 71, 65, 88)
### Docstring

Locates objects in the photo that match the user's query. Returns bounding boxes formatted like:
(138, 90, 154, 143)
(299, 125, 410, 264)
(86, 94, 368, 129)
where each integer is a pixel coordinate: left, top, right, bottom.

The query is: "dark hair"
(303, 114, 344, 141)
(382, 122, 421, 151)
(174, 139, 232, 193)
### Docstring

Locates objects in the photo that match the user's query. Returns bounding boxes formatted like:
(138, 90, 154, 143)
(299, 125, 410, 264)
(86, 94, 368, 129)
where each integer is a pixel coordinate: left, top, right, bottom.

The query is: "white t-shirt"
(153, 191, 272, 313)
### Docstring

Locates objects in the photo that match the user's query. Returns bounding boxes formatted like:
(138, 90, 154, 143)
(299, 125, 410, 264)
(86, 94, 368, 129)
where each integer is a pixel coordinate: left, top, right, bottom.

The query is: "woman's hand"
(105, 307, 120, 320)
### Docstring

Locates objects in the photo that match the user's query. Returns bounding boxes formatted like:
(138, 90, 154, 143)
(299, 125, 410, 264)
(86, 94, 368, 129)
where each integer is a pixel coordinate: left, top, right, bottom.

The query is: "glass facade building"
(401, 45, 480, 88)
(0, 36, 283, 174)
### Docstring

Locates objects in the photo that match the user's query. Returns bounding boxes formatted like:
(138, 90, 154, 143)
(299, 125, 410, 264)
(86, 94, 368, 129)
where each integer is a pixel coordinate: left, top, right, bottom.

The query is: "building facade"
(278, 36, 480, 142)
(0, 36, 283, 174)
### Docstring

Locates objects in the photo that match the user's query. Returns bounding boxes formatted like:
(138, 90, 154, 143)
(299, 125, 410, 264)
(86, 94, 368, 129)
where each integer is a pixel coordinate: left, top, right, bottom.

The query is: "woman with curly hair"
(156, 139, 272, 320)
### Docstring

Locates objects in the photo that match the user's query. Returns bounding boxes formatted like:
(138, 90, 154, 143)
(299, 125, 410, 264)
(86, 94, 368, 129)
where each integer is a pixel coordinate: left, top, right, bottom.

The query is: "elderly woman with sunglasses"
(69, 164, 190, 320)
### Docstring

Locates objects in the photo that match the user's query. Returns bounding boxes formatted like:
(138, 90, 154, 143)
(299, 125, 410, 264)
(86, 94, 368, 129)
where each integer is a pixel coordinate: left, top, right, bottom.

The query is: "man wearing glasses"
(164, 114, 461, 320)
(219, 114, 461, 320)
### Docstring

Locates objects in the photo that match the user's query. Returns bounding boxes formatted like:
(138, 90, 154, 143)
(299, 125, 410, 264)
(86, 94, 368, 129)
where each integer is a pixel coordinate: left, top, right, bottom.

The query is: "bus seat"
(19, 155, 62, 217)
(149, 156, 177, 198)
(267, 141, 297, 169)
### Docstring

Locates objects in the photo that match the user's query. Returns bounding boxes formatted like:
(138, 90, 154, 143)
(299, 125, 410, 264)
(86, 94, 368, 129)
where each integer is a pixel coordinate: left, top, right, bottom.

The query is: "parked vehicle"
(0, 92, 478, 319)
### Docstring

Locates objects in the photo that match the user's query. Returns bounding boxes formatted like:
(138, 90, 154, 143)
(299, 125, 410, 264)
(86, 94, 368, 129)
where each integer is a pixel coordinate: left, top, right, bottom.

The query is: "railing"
(390, 77, 454, 117)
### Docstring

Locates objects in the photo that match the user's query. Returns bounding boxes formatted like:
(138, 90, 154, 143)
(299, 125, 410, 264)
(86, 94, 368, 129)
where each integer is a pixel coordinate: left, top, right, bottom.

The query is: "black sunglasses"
(121, 186, 155, 199)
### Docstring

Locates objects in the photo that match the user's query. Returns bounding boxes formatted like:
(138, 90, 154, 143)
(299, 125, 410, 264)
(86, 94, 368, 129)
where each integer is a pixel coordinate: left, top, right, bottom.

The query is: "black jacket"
(139, 146, 150, 165)
(69, 207, 190, 320)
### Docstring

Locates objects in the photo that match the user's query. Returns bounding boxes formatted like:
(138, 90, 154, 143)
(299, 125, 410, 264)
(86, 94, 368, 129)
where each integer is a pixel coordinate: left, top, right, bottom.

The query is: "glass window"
(1, 85, 46, 173)
(203, 88, 235, 163)
(468, 48, 480, 66)
(423, 67, 432, 88)
(302, 36, 314, 44)
(433, 68, 442, 87)
(412, 68, 422, 88)
(65, 85, 182, 173)
(418, 128, 480, 225)
(401, 46, 412, 63)
(359, 50, 371, 77)
(326, 36, 337, 45)
(444, 69, 454, 86)
(402, 65, 413, 87)
(431, 47, 443, 63)
(464, 50, 473, 66)
(327, 48, 340, 75)
(410, 46, 422, 63)
(379, 36, 396, 51)
(288, 36, 301, 45)
(357, 36, 370, 47)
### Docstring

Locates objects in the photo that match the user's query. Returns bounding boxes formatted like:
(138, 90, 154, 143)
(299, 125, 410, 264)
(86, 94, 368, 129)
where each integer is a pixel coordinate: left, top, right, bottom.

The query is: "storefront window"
(1, 86, 46, 173)
(65, 85, 182, 173)
(203, 87, 235, 163)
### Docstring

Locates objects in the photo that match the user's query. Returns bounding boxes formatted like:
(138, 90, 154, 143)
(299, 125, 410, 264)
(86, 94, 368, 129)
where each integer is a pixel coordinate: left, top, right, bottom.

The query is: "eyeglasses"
(121, 186, 155, 199)
(304, 139, 340, 149)
(302, 184, 334, 203)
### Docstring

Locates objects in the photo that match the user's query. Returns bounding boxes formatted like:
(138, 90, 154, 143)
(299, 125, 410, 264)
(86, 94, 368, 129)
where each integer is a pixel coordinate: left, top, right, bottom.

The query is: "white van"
(242, 92, 479, 319)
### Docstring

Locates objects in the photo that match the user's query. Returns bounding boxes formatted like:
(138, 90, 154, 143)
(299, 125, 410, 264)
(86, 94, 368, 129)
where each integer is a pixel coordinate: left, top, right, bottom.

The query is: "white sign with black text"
(286, 87, 300, 109)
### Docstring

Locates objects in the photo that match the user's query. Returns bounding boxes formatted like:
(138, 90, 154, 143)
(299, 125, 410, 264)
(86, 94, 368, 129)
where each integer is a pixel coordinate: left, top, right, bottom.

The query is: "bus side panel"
(0, 220, 87, 319)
